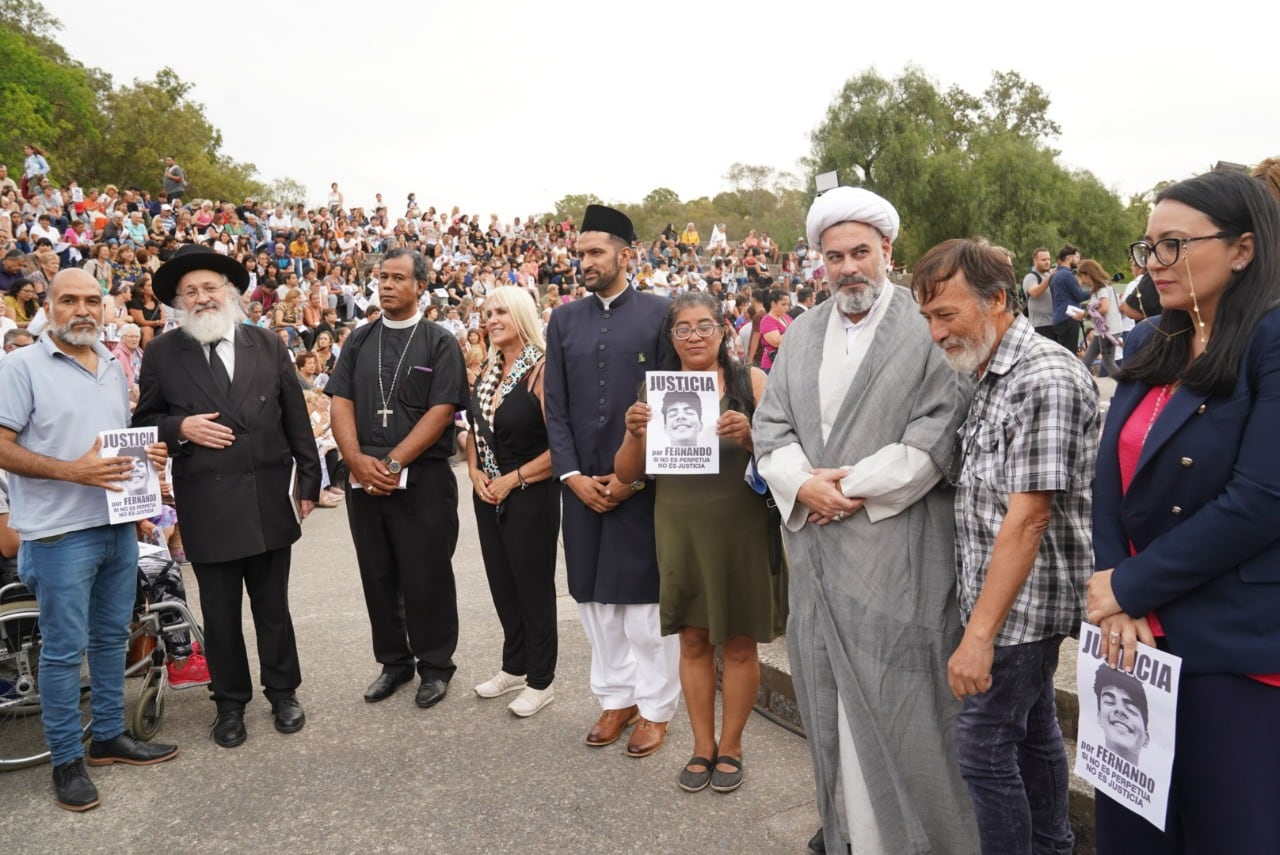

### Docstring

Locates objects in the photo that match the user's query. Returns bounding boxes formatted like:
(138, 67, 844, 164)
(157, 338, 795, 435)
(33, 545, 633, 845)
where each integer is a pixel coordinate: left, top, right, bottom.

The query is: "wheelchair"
(0, 575, 205, 770)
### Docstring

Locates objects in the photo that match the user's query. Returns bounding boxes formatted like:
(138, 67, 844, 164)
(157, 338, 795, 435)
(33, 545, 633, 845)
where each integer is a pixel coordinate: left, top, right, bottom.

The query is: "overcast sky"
(36, 0, 1280, 220)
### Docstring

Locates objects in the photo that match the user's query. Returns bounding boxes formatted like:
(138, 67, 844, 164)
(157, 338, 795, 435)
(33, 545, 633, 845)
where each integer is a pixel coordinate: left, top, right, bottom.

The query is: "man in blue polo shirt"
(0, 268, 178, 812)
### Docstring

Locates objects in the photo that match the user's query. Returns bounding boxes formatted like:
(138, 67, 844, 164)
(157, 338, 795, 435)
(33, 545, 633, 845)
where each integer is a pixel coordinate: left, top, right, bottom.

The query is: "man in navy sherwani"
(544, 205, 680, 758)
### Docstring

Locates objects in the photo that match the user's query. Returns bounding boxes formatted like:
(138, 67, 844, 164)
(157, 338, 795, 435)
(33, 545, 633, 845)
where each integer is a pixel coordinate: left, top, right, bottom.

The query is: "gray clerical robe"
(753, 288, 979, 854)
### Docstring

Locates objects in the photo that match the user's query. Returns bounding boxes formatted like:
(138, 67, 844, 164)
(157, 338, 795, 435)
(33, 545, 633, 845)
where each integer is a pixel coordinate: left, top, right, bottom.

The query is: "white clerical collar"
(597, 284, 631, 310)
(382, 311, 422, 330)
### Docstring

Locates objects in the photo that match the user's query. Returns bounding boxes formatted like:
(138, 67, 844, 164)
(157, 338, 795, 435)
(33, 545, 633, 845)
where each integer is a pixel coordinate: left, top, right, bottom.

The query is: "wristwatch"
(382, 456, 403, 475)
(628, 479, 646, 492)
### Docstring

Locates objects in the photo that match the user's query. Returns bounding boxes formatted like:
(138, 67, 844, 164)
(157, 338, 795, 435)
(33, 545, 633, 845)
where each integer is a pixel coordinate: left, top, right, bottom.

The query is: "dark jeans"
(17, 524, 137, 765)
(955, 635, 1073, 855)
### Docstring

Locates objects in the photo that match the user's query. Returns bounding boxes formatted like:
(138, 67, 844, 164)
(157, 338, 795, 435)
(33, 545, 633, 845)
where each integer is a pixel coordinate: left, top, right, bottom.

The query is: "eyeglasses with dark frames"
(1129, 232, 1237, 269)
(671, 321, 721, 341)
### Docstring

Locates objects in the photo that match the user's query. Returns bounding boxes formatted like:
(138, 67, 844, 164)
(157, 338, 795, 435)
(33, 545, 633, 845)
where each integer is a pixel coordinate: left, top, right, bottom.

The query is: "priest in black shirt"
(326, 247, 469, 708)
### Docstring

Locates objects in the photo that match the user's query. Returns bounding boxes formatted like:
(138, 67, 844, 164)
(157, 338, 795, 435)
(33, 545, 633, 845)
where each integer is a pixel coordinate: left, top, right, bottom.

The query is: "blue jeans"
(955, 635, 1073, 855)
(17, 524, 137, 765)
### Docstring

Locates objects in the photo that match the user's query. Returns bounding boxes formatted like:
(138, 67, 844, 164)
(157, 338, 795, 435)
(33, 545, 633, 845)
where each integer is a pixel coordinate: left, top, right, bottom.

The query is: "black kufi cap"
(580, 204, 635, 243)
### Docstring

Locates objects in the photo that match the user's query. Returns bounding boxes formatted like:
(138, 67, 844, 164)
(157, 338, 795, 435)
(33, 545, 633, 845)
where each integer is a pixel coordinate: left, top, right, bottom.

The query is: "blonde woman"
(465, 286, 560, 717)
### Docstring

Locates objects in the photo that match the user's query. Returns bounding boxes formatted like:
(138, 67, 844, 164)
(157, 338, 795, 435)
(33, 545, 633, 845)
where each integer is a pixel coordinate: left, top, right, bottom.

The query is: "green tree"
(807, 66, 1145, 269)
(86, 68, 264, 202)
(265, 176, 309, 208)
(552, 193, 602, 223)
(0, 23, 102, 182)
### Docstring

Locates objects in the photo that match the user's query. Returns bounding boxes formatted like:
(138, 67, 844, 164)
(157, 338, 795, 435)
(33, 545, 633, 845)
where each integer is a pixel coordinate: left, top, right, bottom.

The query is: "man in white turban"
(753, 187, 979, 854)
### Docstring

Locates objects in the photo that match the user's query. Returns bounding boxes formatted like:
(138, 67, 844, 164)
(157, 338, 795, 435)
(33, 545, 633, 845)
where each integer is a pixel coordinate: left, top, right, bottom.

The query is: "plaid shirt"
(954, 315, 1099, 645)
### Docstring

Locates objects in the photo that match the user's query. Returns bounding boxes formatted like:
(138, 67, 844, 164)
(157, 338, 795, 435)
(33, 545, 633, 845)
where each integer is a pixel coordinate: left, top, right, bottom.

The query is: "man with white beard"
(752, 187, 978, 854)
(133, 246, 322, 750)
(0, 268, 178, 811)
(912, 239, 1097, 855)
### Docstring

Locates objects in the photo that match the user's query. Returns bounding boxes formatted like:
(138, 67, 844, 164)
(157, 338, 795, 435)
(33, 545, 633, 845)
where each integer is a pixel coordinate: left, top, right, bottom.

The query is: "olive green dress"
(653, 397, 787, 644)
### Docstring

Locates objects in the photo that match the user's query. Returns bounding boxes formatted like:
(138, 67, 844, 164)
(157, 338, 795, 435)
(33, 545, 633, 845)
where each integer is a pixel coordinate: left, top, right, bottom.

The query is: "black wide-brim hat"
(152, 244, 251, 306)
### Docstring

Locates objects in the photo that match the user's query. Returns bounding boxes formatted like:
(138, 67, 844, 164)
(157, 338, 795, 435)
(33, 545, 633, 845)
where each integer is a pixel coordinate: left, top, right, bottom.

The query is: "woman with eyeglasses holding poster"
(1087, 169, 1280, 852)
(616, 291, 786, 795)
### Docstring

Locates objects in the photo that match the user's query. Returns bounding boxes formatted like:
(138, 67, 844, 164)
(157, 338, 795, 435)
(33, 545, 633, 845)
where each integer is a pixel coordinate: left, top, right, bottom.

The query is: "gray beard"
(942, 322, 997, 375)
(51, 316, 101, 347)
(180, 296, 243, 344)
(833, 276, 885, 315)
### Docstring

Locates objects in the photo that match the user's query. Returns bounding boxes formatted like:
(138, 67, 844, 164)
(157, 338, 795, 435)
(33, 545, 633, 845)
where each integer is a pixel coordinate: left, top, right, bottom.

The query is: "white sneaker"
(474, 671, 527, 699)
(507, 685, 554, 718)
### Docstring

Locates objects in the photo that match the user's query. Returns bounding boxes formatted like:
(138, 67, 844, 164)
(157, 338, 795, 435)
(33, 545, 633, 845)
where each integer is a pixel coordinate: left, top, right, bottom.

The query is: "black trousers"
(345, 459, 459, 681)
(1052, 318, 1081, 353)
(473, 480, 560, 689)
(191, 546, 301, 712)
(1095, 672, 1280, 853)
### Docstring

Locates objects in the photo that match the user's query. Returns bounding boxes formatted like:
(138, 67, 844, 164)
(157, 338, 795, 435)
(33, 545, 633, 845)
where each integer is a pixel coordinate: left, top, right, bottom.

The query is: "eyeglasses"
(1129, 233, 1236, 268)
(671, 321, 720, 341)
(178, 282, 227, 302)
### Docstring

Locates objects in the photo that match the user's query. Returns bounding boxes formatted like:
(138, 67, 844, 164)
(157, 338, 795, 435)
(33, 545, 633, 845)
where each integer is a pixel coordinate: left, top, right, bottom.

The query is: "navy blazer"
(1093, 310, 1280, 674)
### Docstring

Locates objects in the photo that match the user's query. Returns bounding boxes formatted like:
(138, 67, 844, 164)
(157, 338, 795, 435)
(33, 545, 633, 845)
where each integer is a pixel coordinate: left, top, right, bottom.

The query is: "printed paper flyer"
(645, 371, 719, 475)
(99, 427, 161, 525)
(1074, 622, 1181, 830)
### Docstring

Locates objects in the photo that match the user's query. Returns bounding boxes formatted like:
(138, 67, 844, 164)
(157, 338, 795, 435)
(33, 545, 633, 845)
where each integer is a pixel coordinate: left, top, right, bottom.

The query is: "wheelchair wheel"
(0, 599, 93, 770)
(130, 684, 163, 742)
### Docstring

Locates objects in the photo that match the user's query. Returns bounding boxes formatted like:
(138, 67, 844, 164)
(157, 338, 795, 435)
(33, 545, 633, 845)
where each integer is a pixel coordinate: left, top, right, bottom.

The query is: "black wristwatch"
(382, 456, 402, 475)
(628, 479, 646, 493)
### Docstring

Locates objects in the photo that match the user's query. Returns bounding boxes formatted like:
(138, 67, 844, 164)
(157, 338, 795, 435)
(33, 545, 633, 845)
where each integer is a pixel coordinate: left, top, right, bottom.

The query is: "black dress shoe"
(364, 669, 414, 703)
(808, 827, 825, 854)
(272, 696, 305, 734)
(415, 677, 449, 709)
(87, 730, 179, 766)
(211, 709, 246, 748)
(52, 758, 100, 812)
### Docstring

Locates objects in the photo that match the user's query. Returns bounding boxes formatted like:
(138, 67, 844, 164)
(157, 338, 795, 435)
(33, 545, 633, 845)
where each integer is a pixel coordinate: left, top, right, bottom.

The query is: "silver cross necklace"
(376, 320, 420, 428)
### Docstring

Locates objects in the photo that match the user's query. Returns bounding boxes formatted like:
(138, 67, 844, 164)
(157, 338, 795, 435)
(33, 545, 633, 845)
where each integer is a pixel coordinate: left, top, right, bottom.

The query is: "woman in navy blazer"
(1087, 169, 1280, 852)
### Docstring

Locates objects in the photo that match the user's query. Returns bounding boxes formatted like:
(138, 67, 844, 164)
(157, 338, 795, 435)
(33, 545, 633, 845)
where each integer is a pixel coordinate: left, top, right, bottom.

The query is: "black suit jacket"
(133, 324, 322, 564)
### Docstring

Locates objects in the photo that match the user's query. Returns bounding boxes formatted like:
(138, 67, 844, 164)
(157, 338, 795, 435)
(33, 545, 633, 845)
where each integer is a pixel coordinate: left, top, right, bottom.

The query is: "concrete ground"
(0, 466, 819, 853)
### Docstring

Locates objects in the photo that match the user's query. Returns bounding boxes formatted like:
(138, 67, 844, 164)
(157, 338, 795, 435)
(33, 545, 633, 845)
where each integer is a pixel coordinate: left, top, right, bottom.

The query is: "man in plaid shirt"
(912, 238, 1098, 855)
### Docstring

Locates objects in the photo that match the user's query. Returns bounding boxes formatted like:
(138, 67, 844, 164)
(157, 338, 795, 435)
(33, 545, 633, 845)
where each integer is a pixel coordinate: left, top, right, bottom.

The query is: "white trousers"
(837, 696, 890, 855)
(577, 602, 680, 722)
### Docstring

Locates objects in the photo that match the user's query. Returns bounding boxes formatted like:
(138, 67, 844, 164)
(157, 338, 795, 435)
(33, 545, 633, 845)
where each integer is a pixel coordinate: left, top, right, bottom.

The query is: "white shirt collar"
(597, 284, 631, 310)
(382, 311, 423, 330)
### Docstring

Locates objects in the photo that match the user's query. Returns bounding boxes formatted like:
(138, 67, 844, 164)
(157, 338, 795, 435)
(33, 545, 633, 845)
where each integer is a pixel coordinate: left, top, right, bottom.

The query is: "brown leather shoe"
(625, 717, 669, 758)
(584, 704, 639, 747)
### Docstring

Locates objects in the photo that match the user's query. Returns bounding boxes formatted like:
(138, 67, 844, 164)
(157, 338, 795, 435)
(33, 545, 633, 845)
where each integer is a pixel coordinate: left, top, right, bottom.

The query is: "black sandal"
(710, 754, 743, 793)
(678, 754, 715, 792)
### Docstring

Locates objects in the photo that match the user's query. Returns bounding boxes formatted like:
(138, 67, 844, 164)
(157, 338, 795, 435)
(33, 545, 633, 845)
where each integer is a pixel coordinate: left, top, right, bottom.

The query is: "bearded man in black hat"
(133, 245, 321, 749)
(544, 205, 681, 757)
